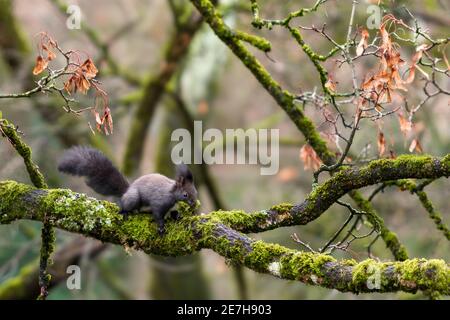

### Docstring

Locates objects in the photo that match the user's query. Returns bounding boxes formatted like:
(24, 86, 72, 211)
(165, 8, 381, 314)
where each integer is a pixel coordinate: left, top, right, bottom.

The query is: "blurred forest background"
(0, 0, 449, 299)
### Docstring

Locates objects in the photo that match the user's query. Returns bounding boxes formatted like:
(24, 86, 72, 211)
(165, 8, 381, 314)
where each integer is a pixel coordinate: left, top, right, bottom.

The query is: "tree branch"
(0, 180, 448, 295)
(188, 0, 411, 261)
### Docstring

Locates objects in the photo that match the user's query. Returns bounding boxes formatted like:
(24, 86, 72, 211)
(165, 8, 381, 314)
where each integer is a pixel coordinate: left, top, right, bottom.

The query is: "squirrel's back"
(123, 174, 176, 208)
(57, 146, 129, 197)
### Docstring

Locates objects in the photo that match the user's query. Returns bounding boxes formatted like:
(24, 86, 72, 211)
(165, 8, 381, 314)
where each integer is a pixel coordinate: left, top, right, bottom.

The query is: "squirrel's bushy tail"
(58, 146, 129, 197)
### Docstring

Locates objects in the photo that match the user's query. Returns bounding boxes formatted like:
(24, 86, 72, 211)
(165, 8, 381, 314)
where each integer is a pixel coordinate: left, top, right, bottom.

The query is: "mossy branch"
(234, 30, 271, 52)
(249, 0, 325, 29)
(0, 180, 448, 295)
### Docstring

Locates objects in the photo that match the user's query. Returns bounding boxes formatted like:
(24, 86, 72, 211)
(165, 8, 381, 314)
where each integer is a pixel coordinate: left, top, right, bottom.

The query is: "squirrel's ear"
(176, 164, 193, 184)
(176, 175, 185, 187)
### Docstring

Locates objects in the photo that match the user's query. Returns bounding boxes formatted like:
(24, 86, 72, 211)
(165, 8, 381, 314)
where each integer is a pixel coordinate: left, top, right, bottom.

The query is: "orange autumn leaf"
(300, 144, 322, 171)
(32, 55, 48, 75)
(405, 44, 429, 84)
(64, 75, 76, 94)
(325, 76, 337, 93)
(377, 131, 386, 157)
(94, 110, 102, 125)
(81, 58, 98, 79)
(93, 106, 113, 135)
(77, 75, 91, 94)
(409, 138, 423, 153)
(103, 107, 113, 135)
(356, 29, 369, 56)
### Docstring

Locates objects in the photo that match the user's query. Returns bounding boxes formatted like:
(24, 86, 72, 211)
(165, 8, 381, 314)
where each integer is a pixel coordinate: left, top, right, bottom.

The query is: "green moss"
(117, 214, 198, 256)
(38, 222, 55, 291)
(350, 258, 450, 294)
(396, 259, 449, 293)
(269, 203, 293, 212)
(280, 251, 335, 280)
(244, 241, 288, 271)
(341, 258, 358, 266)
(235, 30, 271, 52)
(0, 181, 34, 223)
(203, 209, 268, 233)
(351, 259, 377, 288)
(40, 189, 120, 234)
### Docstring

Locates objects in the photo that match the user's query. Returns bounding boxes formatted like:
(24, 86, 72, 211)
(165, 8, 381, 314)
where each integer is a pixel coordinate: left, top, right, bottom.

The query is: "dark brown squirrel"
(57, 146, 198, 235)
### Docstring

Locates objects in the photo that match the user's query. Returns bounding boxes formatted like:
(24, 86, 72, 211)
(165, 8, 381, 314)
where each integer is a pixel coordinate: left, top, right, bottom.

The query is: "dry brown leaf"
(81, 58, 98, 79)
(377, 131, 386, 157)
(409, 138, 423, 153)
(94, 110, 102, 125)
(64, 76, 76, 94)
(405, 44, 429, 84)
(356, 29, 369, 56)
(77, 75, 91, 94)
(300, 144, 322, 171)
(325, 76, 337, 93)
(32, 55, 48, 75)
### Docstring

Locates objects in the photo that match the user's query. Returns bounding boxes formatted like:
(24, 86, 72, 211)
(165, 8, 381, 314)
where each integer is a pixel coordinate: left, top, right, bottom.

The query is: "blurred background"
(0, 0, 449, 299)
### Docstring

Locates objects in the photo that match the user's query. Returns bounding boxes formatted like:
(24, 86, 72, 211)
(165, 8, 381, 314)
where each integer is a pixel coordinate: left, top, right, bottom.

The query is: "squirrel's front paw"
(158, 225, 166, 236)
(119, 210, 129, 221)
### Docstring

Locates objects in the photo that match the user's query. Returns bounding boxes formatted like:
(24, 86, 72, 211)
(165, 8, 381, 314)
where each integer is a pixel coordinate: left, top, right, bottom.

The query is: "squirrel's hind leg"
(152, 209, 168, 236)
(119, 189, 140, 220)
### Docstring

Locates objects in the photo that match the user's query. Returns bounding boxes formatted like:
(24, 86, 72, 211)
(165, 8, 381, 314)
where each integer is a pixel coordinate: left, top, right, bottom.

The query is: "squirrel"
(57, 146, 198, 235)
